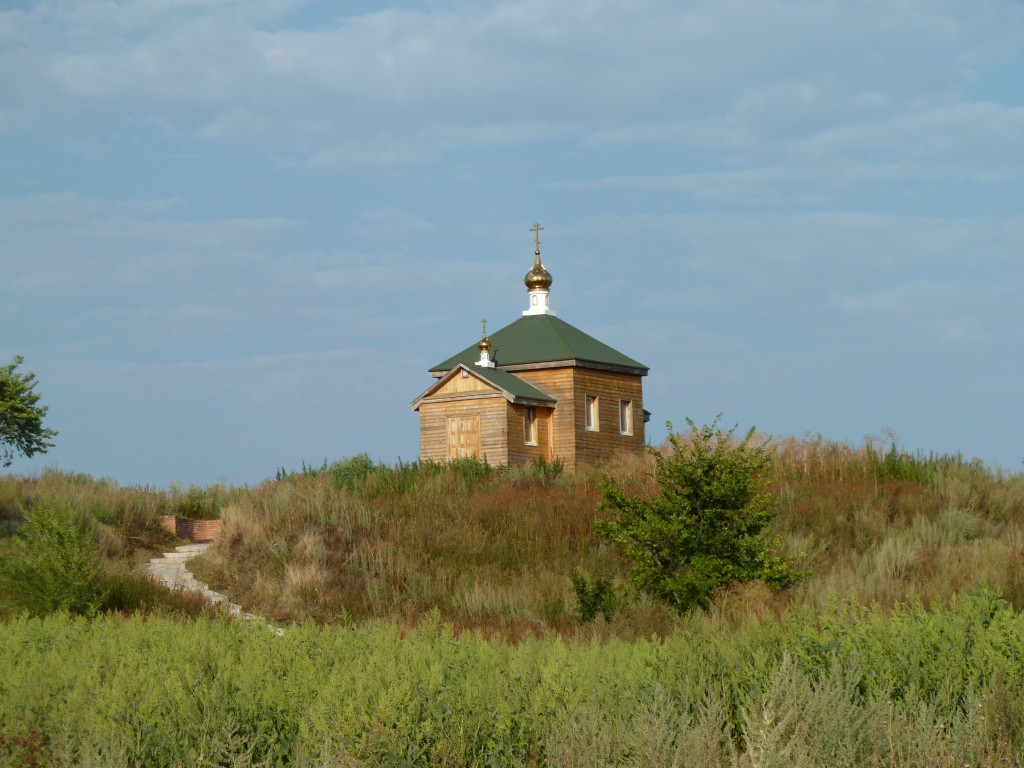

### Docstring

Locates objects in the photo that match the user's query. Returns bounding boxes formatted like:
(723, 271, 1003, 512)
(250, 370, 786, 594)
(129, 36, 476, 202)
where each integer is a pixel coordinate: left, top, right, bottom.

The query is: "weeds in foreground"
(3, 592, 1024, 766)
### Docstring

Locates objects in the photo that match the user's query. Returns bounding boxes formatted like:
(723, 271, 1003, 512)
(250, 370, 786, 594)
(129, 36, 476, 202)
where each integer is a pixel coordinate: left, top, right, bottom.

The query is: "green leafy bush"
(529, 455, 565, 486)
(0, 503, 107, 616)
(597, 417, 804, 613)
(570, 570, 617, 623)
(446, 456, 496, 485)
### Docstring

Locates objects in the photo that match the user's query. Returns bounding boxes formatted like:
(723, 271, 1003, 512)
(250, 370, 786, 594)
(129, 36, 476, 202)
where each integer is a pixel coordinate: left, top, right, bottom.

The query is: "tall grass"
(0, 469, 240, 554)
(3, 436, 1023, 634)
(768, 436, 1024, 613)
(191, 439, 1024, 633)
(194, 462, 611, 634)
(2, 592, 1024, 766)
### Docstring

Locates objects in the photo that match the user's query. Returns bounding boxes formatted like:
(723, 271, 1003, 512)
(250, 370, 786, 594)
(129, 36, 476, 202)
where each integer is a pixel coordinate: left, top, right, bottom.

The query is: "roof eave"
(497, 359, 648, 376)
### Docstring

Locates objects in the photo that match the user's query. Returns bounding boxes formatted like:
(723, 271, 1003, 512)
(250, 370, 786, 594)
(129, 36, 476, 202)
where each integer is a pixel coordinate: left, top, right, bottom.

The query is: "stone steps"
(142, 544, 282, 634)
(142, 542, 283, 633)
(143, 543, 241, 614)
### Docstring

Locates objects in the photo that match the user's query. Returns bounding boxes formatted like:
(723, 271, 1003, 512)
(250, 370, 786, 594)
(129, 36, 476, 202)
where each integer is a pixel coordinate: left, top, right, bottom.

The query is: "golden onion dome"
(524, 250, 553, 291)
(477, 319, 492, 352)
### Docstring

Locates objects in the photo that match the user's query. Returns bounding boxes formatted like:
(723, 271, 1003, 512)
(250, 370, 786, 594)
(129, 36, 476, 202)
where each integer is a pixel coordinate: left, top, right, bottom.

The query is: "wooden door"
(447, 416, 480, 459)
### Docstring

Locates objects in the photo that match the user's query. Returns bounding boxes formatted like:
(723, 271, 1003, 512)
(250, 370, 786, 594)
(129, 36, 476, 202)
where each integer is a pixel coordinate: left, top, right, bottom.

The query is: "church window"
(524, 407, 538, 445)
(619, 400, 633, 435)
(585, 395, 599, 431)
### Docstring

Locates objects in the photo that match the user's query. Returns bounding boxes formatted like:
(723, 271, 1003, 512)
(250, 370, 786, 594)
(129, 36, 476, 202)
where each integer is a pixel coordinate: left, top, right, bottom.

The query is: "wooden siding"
(418, 364, 644, 469)
(505, 403, 554, 465)
(418, 397, 509, 465)
(571, 368, 645, 468)
(513, 367, 577, 466)
(512, 366, 644, 469)
(432, 370, 497, 397)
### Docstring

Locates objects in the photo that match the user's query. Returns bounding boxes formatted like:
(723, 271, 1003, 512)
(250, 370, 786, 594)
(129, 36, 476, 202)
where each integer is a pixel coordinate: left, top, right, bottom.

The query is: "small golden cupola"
(523, 223, 556, 316)
(474, 319, 496, 368)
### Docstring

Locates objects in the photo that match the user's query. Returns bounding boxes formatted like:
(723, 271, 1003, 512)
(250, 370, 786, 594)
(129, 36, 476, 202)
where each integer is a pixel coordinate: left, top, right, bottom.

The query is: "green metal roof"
(430, 314, 648, 374)
(467, 365, 556, 403)
(411, 363, 555, 410)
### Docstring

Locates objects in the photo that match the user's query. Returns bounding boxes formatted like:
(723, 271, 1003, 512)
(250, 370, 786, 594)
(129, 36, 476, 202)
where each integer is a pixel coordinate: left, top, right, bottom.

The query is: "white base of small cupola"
(523, 289, 556, 316)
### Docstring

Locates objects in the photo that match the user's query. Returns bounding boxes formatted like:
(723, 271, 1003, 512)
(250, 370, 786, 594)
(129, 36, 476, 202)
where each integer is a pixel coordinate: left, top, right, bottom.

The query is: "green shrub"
(327, 452, 377, 490)
(570, 571, 617, 623)
(597, 417, 804, 613)
(97, 563, 210, 617)
(515, 456, 565, 489)
(169, 484, 237, 520)
(446, 456, 496, 486)
(358, 457, 496, 498)
(0, 503, 107, 616)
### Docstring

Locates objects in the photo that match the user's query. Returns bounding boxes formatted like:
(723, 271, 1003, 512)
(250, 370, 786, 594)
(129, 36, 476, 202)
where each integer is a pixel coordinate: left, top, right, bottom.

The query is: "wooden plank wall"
(432, 370, 494, 396)
(572, 368, 645, 467)
(418, 366, 644, 469)
(505, 403, 554, 466)
(513, 367, 577, 466)
(515, 366, 645, 469)
(418, 397, 509, 465)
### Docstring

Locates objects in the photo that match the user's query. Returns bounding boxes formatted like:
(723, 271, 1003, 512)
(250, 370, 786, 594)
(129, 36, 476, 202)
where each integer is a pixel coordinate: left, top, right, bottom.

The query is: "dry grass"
(4, 437, 1023, 636)
(190, 466, 612, 631)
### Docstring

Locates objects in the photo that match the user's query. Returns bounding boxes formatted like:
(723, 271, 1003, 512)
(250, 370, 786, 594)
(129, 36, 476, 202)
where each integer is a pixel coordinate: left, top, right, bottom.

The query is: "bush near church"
(596, 417, 804, 613)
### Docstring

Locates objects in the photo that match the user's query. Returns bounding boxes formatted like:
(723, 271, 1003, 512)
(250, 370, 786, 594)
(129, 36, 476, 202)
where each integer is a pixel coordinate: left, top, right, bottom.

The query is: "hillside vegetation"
(186, 437, 1024, 636)
(0, 473, 238, 619)
(3, 436, 1024, 766)
(3, 435, 1021, 636)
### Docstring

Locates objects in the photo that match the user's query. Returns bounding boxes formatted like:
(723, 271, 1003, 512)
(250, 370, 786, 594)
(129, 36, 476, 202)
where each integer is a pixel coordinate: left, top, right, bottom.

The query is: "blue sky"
(2, 0, 1022, 486)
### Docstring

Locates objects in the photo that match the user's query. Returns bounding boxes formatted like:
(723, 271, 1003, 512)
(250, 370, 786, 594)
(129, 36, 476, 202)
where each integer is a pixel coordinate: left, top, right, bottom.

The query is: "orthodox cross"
(481, 319, 487, 338)
(530, 223, 544, 251)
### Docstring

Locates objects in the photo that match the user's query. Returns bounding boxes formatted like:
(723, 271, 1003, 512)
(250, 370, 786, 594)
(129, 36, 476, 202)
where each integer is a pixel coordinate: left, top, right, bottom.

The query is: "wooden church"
(411, 226, 649, 469)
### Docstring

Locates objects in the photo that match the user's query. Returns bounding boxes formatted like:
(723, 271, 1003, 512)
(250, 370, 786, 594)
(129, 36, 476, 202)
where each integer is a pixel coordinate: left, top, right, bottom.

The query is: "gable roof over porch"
(411, 363, 556, 412)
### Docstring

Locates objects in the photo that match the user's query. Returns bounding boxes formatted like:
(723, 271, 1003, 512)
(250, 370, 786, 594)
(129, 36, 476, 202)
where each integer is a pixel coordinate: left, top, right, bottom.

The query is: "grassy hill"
(4, 434, 1020, 636)
(191, 438, 1024, 637)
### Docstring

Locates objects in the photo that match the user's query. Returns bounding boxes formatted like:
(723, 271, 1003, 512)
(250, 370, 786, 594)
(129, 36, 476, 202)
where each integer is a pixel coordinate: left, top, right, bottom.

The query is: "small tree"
(0, 355, 57, 467)
(595, 417, 802, 613)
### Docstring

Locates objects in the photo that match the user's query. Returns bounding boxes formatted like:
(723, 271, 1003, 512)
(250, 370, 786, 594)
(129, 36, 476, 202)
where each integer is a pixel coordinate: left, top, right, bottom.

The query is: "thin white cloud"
(73, 304, 243, 343)
(3, 0, 1021, 169)
(798, 102, 1024, 164)
(546, 168, 812, 205)
(0, 193, 502, 346)
(830, 280, 994, 345)
(548, 150, 1024, 204)
(0, 194, 298, 296)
